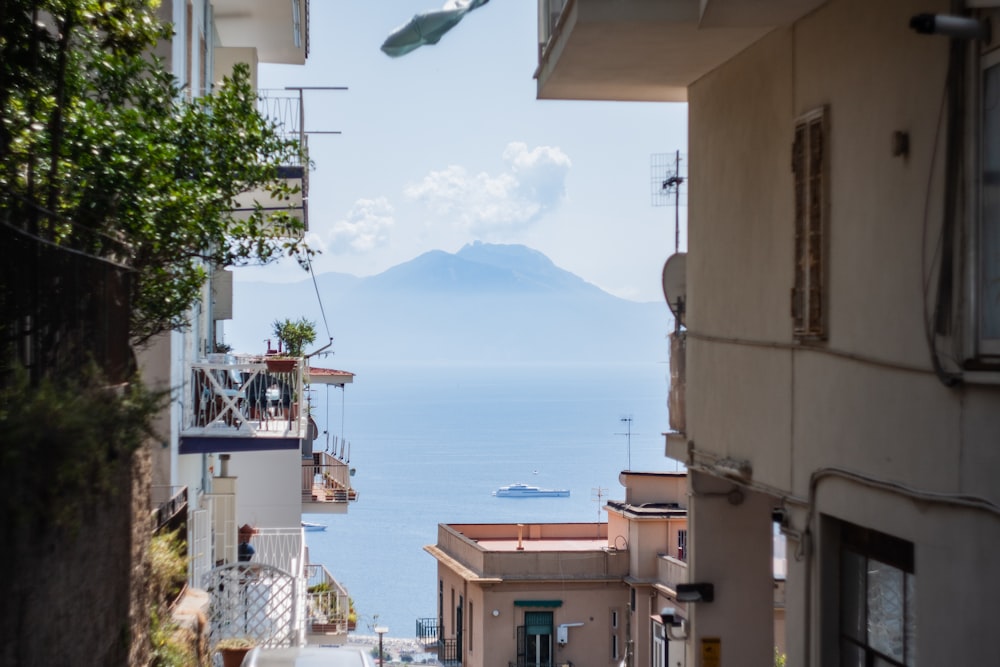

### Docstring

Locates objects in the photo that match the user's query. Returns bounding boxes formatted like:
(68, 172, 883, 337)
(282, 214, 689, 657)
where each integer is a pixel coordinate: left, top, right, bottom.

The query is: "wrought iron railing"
(509, 661, 573, 667)
(183, 356, 307, 439)
(438, 638, 460, 665)
(416, 617, 439, 642)
(151, 485, 188, 533)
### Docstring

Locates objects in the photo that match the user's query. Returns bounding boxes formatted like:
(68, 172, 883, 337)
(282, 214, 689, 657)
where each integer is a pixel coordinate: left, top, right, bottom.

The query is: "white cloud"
(404, 142, 571, 235)
(321, 197, 395, 254)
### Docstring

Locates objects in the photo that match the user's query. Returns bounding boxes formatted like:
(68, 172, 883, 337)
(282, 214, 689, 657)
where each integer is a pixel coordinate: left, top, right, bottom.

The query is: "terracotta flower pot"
(219, 646, 253, 667)
(266, 357, 297, 373)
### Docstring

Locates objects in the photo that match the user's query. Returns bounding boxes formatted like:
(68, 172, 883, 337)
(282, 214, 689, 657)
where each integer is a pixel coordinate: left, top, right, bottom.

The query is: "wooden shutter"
(792, 108, 828, 339)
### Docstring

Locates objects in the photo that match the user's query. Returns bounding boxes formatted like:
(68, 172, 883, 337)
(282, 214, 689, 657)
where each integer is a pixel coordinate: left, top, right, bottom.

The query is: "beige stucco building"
(428, 472, 779, 667)
(537, 1, 1000, 666)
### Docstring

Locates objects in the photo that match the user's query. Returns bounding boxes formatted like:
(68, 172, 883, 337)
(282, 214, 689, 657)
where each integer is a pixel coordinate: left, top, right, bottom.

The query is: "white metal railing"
(189, 507, 212, 589)
(305, 563, 351, 634)
(303, 451, 357, 504)
(251, 527, 306, 577)
(184, 355, 307, 440)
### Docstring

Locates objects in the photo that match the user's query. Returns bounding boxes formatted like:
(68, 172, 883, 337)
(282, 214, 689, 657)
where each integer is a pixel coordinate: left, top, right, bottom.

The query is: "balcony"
(305, 563, 352, 638)
(179, 355, 307, 454)
(213, 0, 309, 65)
(302, 451, 358, 514)
(535, 0, 826, 102)
(229, 89, 309, 233)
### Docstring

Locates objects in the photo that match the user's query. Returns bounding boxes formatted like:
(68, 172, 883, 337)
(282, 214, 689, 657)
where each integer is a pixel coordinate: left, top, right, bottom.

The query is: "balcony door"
(518, 611, 553, 667)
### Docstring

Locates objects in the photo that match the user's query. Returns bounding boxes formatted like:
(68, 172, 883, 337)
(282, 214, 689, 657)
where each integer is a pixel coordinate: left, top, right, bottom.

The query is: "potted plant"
(216, 637, 257, 667)
(271, 317, 316, 358)
(347, 599, 358, 631)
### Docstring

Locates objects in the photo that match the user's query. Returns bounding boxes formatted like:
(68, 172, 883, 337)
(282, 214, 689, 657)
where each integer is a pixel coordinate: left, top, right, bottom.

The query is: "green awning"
(513, 600, 562, 608)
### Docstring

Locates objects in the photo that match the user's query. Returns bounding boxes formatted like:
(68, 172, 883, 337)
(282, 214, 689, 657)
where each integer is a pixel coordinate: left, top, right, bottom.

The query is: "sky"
(234, 0, 688, 303)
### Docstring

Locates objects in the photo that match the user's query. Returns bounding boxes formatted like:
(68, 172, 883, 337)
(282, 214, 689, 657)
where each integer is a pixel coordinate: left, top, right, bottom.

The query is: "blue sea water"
(302, 361, 678, 639)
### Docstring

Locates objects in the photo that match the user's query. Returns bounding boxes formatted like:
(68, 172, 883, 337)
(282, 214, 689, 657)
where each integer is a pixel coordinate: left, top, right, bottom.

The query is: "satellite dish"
(661, 252, 687, 326)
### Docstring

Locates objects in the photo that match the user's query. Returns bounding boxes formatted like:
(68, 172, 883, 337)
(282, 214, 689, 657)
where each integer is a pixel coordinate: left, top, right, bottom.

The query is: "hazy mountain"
(228, 242, 671, 364)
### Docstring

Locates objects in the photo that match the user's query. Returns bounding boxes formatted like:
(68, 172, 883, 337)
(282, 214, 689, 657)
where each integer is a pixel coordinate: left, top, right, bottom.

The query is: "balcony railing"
(437, 639, 460, 665)
(151, 485, 188, 533)
(415, 617, 439, 643)
(181, 355, 307, 444)
(303, 451, 358, 506)
(305, 563, 352, 635)
(538, 0, 570, 57)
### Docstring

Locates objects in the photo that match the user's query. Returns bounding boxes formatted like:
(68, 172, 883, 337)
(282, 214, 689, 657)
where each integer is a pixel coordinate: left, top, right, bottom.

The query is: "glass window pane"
(981, 62, 1000, 340)
(905, 572, 917, 666)
(840, 639, 865, 667)
(867, 559, 905, 661)
(840, 549, 866, 642)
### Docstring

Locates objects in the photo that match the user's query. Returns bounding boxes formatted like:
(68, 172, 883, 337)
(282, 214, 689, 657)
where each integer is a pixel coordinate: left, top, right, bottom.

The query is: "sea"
(301, 360, 680, 640)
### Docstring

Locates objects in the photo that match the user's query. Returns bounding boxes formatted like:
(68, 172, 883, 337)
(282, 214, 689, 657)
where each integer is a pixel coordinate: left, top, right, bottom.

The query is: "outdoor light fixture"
(714, 458, 752, 483)
(492, 609, 500, 617)
(910, 13, 990, 40)
(676, 582, 714, 603)
(374, 626, 389, 666)
(659, 607, 689, 641)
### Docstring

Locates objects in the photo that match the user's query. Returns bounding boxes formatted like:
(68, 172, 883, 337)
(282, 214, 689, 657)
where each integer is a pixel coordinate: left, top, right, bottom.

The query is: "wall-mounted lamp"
(714, 458, 752, 483)
(492, 609, 500, 617)
(659, 607, 689, 641)
(910, 13, 990, 41)
(676, 582, 714, 603)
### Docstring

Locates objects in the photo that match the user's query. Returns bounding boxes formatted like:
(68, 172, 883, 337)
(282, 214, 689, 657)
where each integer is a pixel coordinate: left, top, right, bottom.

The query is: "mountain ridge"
(229, 243, 670, 364)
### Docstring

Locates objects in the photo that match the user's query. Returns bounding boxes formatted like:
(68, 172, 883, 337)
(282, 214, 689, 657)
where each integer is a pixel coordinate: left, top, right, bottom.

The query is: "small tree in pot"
(271, 317, 316, 358)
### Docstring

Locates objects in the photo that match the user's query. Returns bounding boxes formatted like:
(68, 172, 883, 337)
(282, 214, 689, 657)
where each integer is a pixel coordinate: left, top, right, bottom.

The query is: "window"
(838, 523, 916, 667)
(792, 107, 829, 340)
(977, 47, 1000, 358)
(677, 529, 688, 561)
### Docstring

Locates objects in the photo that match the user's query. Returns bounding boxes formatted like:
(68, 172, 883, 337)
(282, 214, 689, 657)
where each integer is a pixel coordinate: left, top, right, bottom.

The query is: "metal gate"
(204, 562, 299, 649)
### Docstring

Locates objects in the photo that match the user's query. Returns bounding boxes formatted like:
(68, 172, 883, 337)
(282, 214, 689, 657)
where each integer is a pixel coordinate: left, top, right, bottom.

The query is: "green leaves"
(1, 1, 311, 345)
(272, 317, 317, 357)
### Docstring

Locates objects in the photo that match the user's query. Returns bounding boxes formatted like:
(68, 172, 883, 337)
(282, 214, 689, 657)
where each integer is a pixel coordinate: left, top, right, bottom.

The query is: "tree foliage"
(272, 317, 317, 357)
(1, 0, 311, 345)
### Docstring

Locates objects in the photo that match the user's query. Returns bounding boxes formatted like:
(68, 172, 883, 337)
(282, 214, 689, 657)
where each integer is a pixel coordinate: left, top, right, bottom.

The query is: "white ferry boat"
(493, 483, 570, 498)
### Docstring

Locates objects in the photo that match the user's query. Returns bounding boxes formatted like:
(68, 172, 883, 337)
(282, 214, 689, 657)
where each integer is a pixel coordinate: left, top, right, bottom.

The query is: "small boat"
(302, 521, 327, 532)
(493, 483, 570, 498)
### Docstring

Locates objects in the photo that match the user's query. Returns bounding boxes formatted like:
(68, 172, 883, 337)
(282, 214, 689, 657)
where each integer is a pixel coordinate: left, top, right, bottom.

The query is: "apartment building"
(141, 0, 358, 649)
(426, 472, 762, 667)
(537, 1, 1000, 665)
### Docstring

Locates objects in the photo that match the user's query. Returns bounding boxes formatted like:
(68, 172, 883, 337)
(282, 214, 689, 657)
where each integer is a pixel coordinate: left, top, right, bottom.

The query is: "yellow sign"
(701, 637, 721, 667)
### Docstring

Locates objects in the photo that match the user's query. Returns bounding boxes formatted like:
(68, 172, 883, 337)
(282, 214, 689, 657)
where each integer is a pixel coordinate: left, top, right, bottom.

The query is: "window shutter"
(792, 124, 807, 332)
(792, 108, 828, 339)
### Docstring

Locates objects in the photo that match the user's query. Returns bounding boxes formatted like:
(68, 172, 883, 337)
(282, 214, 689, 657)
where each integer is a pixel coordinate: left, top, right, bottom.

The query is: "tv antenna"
(616, 416, 635, 470)
(591, 486, 608, 533)
(651, 150, 687, 253)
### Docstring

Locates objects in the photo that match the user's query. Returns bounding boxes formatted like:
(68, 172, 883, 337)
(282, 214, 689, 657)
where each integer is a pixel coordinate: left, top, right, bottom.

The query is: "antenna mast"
(591, 486, 608, 535)
(651, 150, 687, 253)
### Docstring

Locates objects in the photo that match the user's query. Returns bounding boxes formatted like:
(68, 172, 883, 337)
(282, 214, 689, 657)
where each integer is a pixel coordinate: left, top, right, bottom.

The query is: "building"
(426, 472, 782, 667)
(537, 1, 1000, 666)
(141, 0, 358, 649)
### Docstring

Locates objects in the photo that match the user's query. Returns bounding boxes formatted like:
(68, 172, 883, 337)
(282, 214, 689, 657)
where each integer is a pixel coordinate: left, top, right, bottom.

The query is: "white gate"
(204, 562, 299, 649)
